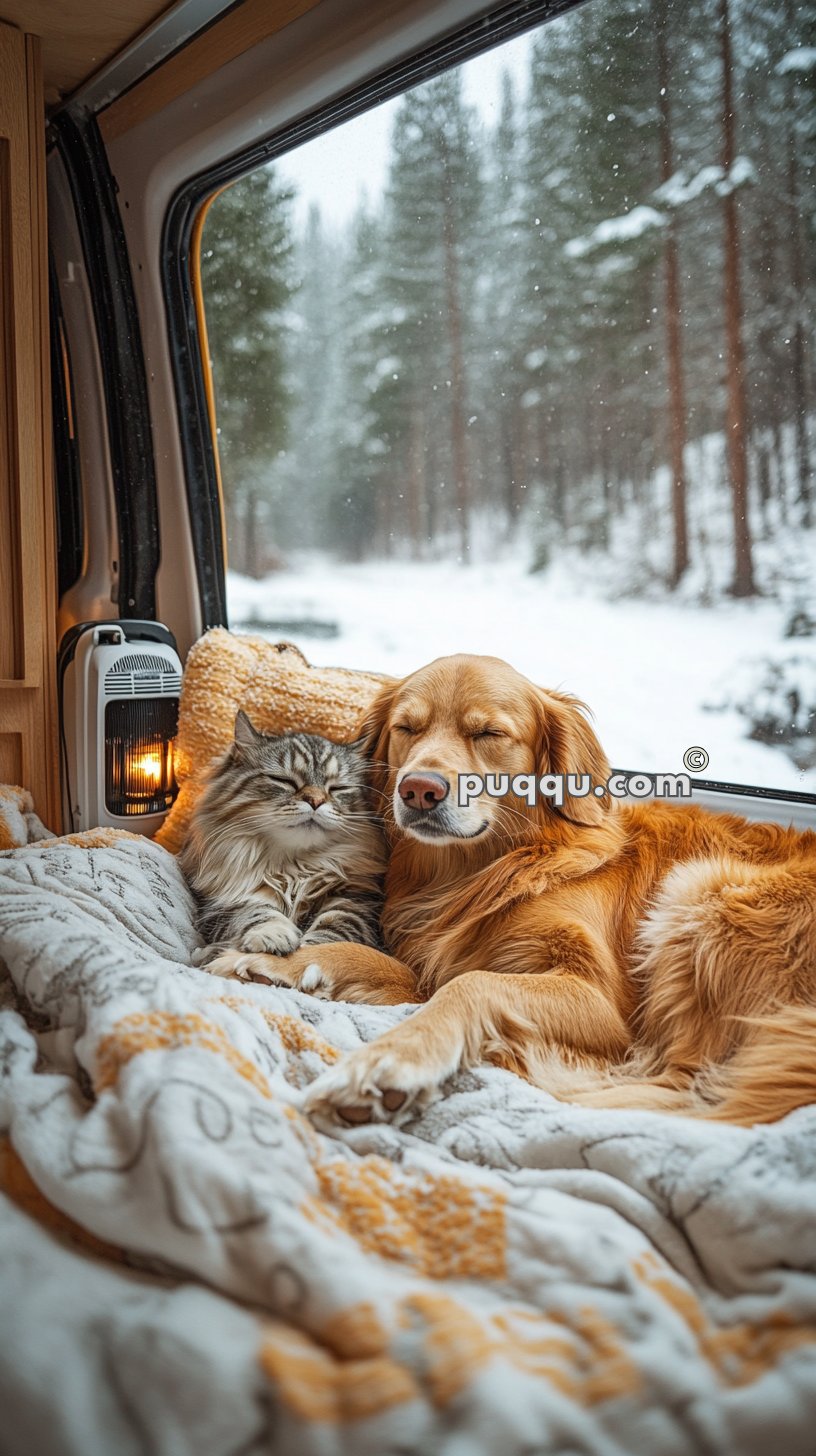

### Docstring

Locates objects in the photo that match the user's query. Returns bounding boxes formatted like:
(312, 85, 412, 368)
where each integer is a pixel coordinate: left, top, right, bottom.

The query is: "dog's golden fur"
(267, 654, 816, 1127)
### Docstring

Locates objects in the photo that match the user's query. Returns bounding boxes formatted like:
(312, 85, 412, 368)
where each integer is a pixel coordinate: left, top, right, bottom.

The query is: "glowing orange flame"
(130, 752, 162, 782)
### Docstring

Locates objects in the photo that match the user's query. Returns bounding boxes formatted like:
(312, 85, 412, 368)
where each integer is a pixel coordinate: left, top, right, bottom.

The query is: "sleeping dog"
(239, 653, 816, 1129)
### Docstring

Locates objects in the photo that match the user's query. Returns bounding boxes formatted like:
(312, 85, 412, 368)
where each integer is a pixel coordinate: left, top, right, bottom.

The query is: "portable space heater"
(59, 621, 183, 835)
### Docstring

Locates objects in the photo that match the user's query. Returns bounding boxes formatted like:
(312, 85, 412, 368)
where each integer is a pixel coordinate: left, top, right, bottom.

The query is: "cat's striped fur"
(180, 711, 386, 969)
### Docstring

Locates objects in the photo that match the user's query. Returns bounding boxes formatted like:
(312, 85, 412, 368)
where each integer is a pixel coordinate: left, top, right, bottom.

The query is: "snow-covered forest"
(201, 0, 816, 791)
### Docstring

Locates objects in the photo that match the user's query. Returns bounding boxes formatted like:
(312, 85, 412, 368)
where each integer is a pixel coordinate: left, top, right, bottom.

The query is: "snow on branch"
(654, 165, 723, 208)
(777, 46, 816, 74)
(713, 155, 757, 196)
(564, 205, 666, 259)
(654, 156, 757, 210)
(563, 151, 757, 263)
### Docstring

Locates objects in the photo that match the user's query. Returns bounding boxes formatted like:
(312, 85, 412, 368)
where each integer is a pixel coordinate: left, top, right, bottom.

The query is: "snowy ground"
(227, 556, 816, 794)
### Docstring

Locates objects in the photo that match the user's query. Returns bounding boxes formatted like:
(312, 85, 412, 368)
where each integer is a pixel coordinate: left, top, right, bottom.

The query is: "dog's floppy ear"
(352, 679, 402, 797)
(534, 688, 611, 826)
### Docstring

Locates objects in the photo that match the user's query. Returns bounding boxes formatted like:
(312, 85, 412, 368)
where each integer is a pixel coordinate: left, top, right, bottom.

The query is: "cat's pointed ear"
(234, 710, 260, 751)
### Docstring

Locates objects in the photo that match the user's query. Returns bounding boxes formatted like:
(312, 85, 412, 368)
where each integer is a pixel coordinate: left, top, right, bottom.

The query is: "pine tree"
(573, 0, 664, 530)
(276, 204, 347, 551)
(377, 71, 483, 558)
(783, 0, 816, 524)
(329, 204, 398, 557)
(521, 17, 590, 536)
(656, 3, 727, 461)
(523, 2, 664, 549)
(201, 165, 296, 576)
(481, 70, 534, 537)
(718, 0, 756, 596)
(780, 0, 815, 524)
(716, 0, 814, 531)
(653, 0, 689, 585)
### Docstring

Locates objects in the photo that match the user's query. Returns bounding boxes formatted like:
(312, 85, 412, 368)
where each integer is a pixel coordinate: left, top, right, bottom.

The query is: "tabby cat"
(181, 711, 385, 975)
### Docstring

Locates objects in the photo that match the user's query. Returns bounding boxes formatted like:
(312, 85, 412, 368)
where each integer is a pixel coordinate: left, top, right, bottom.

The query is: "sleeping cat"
(180, 711, 385, 978)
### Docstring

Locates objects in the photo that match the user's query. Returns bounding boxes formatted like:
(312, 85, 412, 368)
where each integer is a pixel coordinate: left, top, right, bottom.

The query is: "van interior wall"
(0, 20, 60, 829)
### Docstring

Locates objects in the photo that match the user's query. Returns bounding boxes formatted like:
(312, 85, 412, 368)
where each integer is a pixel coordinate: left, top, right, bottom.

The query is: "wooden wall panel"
(0, 136, 23, 683)
(0, 0, 175, 106)
(0, 22, 60, 829)
(0, 730, 23, 788)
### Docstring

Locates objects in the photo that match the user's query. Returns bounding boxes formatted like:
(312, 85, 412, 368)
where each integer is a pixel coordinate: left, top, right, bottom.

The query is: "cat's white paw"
(202, 948, 331, 998)
(204, 948, 253, 980)
(241, 917, 302, 955)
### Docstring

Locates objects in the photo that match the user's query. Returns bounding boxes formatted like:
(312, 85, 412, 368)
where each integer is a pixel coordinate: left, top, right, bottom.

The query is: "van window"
(199, 0, 815, 794)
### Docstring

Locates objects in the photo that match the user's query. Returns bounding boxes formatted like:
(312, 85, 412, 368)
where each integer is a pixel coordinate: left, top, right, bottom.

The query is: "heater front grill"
(104, 653, 183, 698)
(104, 697, 179, 817)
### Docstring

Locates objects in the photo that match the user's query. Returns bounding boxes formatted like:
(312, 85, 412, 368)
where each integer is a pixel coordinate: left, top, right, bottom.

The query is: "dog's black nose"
(398, 773, 450, 811)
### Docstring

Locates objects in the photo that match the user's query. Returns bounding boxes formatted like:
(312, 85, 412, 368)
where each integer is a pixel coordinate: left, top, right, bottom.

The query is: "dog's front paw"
(241, 917, 302, 955)
(304, 1030, 451, 1128)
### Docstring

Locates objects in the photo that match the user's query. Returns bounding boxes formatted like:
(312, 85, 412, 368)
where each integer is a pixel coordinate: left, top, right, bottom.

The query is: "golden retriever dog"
(245, 653, 816, 1129)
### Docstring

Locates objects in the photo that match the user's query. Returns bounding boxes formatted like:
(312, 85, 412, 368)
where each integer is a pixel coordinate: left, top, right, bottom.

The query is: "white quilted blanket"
(1, 832, 815, 1456)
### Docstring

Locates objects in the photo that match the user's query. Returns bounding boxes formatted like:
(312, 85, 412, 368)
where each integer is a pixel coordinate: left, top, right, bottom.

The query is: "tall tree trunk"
(501, 410, 517, 538)
(407, 409, 427, 557)
(773, 421, 788, 525)
(719, 0, 756, 597)
(598, 395, 612, 550)
(244, 488, 259, 579)
(375, 479, 392, 557)
(441, 170, 471, 561)
(784, 0, 812, 526)
(552, 451, 567, 529)
(654, 0, 690, 587)
(756, 433, 772, 523)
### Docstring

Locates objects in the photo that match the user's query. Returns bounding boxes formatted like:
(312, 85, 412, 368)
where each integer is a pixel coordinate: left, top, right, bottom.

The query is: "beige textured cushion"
(156, 628, 391, 854)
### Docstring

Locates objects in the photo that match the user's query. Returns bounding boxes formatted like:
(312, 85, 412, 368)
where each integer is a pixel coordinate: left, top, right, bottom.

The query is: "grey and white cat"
(181, 711, 386, 973)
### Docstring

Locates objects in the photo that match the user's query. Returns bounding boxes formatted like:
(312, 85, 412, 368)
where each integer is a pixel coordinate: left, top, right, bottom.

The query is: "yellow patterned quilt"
(1, 830, 815, 1454)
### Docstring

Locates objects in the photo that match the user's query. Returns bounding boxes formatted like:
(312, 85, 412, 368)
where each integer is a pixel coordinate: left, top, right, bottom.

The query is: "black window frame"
(49, 112, 160, 621)
(49, 252, 84, 601)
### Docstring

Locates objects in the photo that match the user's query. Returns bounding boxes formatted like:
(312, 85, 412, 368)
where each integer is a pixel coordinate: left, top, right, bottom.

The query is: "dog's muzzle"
(397, 772, 450, 812)
(395, 771, 488, 841)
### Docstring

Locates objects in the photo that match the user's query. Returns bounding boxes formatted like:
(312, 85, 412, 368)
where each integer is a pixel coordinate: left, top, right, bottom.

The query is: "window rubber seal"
(49, 110, 160, 621)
